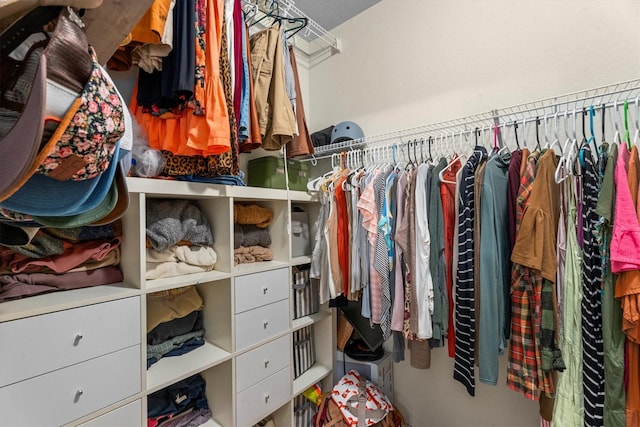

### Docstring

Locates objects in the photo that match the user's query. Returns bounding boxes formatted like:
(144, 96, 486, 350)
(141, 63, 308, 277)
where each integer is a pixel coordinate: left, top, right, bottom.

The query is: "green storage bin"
(248, 156, 309, 191)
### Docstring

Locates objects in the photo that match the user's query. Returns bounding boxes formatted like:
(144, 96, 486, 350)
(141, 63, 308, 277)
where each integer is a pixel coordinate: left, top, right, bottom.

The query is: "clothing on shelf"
(147, 286, 204, 332)
(233, 202, 273, 228)
(146, 199, 214, 251)
(0, 266, 124, 302)
(148, 310, 204, 345)
(234, 245, 273, 264)
(120, 0, 310, 183)
(234, 224, 272, 248)
(146, 286, 206, 368)
(147, 374, 211, 426)
(0, 222, 124, 301)
(146, 245, 217, 280)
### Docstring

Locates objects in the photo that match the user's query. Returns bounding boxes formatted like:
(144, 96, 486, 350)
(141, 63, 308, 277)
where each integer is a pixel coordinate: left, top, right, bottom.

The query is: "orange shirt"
(186, 0, 231, 155)
(440, 156, 462, 357)
(334, 174, 350, 296)
(130, 0, 173, 44)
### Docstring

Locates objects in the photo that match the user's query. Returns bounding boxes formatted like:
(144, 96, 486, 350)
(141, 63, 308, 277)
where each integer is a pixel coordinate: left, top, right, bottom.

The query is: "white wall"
(305, 1, 640, 426)
(308, 0, 640, 135)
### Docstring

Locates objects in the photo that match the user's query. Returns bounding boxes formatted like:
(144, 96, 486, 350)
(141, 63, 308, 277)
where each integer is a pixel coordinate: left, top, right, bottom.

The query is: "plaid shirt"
(507, 152, 545, 400)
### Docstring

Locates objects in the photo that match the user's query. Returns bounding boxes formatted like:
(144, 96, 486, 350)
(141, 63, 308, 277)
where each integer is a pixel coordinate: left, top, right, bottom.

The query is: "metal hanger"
(624, 100, 632, 150)
(492, 125, 499, 153)
(285, 17, 308, 39)
(601, 104, 606, 143)
(587, 105, 599, 160)
(534, 117, 542, 152)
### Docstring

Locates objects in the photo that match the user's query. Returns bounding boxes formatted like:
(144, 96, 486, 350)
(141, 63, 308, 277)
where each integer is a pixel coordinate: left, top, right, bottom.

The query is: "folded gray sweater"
(146, 199, 214, 251)
(234, 224, 271, 249)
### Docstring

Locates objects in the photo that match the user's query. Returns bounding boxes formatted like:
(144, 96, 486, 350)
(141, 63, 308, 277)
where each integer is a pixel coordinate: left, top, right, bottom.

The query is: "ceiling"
(293, 0, 381, 31)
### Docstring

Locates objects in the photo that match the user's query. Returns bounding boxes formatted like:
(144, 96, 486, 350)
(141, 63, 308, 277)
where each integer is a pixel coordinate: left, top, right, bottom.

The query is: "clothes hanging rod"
(303, 78, 640, 161)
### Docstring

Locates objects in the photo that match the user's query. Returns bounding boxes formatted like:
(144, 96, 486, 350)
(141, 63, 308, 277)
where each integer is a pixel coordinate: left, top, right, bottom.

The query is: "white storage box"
(291, 211, 311, 257)
(334, 350, 393, 402)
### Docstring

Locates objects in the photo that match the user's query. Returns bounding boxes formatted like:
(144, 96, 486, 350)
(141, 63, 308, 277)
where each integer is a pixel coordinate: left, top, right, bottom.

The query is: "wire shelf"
(306, 78, 640, 160)
(242, 0, 341, 66)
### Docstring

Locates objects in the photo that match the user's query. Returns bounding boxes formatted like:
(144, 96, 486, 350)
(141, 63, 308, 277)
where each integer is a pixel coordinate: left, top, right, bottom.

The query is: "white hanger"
(554, 109, 575, 183)
(613, 97, 622, 144)
(543, 113, 550, 146)
(459, 130, 467, 158)
(306, 153, 339, 191)
(439, 131, 459, 184)
(546, 111, 563, 155)
(496, 124, 510, 155)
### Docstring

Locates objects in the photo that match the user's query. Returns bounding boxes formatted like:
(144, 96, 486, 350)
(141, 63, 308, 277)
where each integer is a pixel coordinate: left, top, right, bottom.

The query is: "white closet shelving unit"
(0, 179, 334, 427)
(0, 2, 340, 425)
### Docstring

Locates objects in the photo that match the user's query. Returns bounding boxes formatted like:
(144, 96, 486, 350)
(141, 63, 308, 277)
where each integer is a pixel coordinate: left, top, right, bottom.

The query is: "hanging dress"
(552, 169, 584, 427)
(453, 146, 487, 396)
(594, 143, 626, 427)
(581, 146, 605, 427)
(611, 144, 640, 426)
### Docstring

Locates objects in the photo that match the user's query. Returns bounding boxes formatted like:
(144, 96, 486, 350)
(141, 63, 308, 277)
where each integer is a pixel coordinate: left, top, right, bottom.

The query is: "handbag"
(314, 370, 403, 427)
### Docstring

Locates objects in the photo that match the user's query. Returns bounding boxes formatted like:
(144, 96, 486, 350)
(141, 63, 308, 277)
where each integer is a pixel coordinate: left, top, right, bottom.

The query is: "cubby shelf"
(2, 178, 332, 426)
(146, 342, 232, 394)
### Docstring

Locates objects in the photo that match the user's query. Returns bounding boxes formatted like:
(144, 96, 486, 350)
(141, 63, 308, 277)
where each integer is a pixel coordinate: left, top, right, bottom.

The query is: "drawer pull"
(73, 333, 83, 346)
(263, 287, 268, 294)
(74, 389, 83, 402)
(264, 394, 270, 404)
(264, 360, 270, 368)
(263, 321, 269, 329)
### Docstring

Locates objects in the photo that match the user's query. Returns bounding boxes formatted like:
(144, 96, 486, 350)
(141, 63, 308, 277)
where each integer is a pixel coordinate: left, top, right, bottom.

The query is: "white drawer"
(236, 335, 290, 392)
(236, 367, 291, 427)
(235, 299, 289, 351)
(0, 345, 141, 426)
(79, 399, 142, 427)
(234, 268, 289, 313)
(0, 297, 140, 387)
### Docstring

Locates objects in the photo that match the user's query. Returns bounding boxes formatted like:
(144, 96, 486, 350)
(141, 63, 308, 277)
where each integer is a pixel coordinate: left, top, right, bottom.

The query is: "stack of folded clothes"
(147, 374, 212, 427)
(233, 203, 273, 265)
(146, 199, 217, 279)
(0, 7, 133, 302)
(0, 222, 123, 302)
(147, 285, 205, 368)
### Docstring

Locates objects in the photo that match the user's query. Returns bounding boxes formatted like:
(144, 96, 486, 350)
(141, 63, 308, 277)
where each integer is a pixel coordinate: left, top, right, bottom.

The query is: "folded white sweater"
(146, 245, 217, 279)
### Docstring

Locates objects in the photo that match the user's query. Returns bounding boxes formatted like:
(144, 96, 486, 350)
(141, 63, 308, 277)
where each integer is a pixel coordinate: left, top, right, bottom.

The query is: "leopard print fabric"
(163, 11, 239, 177)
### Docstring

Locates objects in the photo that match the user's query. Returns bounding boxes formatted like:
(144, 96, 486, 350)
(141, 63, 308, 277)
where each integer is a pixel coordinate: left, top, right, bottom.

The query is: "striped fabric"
(373, 171, 392, 339)
(453, 146, 487, 396)
(581, 147, 605, 426)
